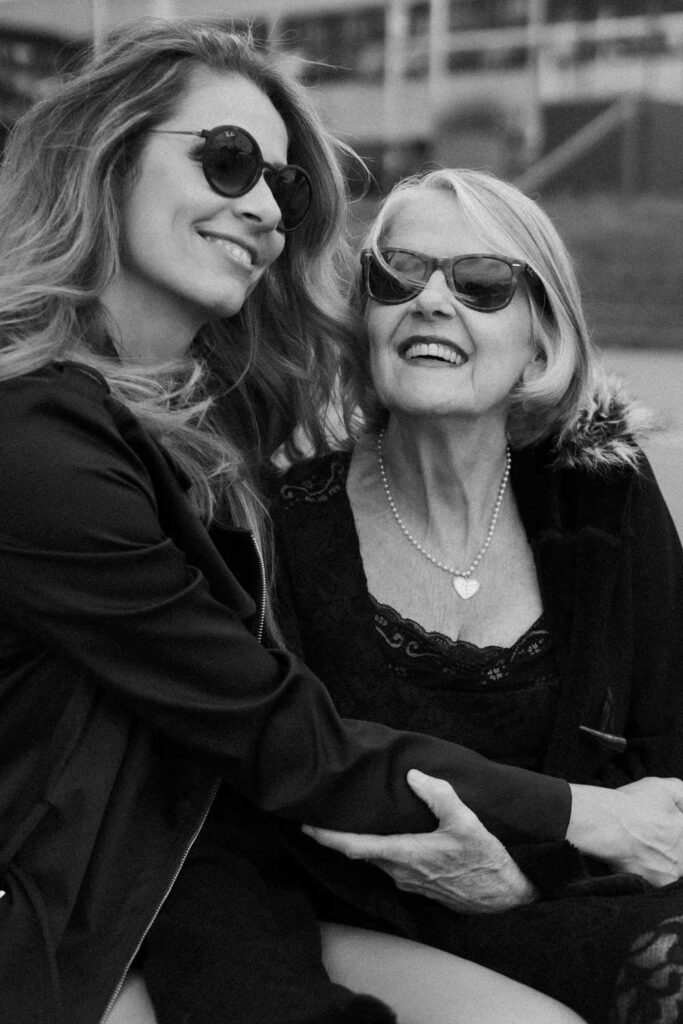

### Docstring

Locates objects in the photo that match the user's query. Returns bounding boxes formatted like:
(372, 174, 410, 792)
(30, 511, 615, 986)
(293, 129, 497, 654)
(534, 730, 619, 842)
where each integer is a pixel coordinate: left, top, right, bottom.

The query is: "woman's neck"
(348, 416, 541, 646)
(100, 274, 201, 364)
(373, 415, 510, 550)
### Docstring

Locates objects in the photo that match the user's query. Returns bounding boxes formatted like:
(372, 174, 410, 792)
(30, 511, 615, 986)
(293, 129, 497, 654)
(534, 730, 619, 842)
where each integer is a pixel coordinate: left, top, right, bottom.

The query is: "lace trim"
(611, 916, 683, 1024)
(372, 598, 554, 689)
(278, 453, 349, 507)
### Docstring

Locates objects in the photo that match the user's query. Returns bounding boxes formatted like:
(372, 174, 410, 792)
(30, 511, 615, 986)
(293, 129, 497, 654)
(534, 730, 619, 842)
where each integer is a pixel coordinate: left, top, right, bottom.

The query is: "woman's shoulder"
(0, 360, 110, 420)
(0, 358, 108, 391)
(0, 360, 161, 552)
(512, 380, 662, 544)
(549, 378, 649, 479)
(0, 360, 127, 478)
(273, 449, 352, 512)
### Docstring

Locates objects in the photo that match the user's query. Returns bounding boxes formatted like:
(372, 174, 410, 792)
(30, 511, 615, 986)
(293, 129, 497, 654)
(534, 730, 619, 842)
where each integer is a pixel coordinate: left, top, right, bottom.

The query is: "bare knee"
(321, 922, 587, 1024)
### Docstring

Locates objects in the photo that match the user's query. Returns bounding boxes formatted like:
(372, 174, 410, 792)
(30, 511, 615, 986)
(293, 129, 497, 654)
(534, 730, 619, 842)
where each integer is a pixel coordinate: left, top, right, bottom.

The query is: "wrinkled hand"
(302, 769, 538, 914)
(568, 777, 683, 886)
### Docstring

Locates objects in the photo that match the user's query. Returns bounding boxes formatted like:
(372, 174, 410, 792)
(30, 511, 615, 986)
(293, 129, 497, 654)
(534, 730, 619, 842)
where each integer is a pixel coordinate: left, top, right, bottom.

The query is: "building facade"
(1, 0, 683, 188)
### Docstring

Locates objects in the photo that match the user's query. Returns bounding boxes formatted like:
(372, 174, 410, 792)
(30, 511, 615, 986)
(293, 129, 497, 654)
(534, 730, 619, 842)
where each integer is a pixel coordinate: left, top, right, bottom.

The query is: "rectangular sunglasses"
(361, 247, 545, 312)
(151, 124, 312, 231)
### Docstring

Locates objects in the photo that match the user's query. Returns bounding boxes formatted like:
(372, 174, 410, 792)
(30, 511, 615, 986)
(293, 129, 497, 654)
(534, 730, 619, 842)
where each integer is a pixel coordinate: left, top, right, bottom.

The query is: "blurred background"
(0, 0, 681, 532)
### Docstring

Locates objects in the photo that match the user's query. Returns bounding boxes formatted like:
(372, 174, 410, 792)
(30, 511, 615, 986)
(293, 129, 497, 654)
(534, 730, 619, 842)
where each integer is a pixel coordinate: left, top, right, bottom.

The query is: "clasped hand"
(302, 769, 537, 914)
(567, 776, 683, 887)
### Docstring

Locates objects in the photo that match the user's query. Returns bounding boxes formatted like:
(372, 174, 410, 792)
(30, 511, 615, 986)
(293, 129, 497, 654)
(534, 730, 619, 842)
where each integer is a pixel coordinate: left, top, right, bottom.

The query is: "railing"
(513, 95, 640, 193)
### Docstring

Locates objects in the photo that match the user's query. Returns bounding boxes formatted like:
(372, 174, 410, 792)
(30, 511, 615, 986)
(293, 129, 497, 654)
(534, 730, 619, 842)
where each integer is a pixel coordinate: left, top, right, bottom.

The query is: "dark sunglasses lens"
(367, 251, 426, 302)
(263, 166, 312, 230)
(452, 257, 514, 310)
(203, 128, 259, 196)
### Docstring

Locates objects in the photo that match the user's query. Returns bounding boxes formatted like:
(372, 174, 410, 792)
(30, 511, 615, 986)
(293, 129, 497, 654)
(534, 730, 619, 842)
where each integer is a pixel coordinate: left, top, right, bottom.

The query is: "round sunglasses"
(151, 124, 312, 232)
(361, 248, 546, 313)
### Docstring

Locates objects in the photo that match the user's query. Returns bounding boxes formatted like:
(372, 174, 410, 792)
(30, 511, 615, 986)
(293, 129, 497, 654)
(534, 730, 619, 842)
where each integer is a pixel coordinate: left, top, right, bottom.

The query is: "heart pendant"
(453, 576, 479, 600)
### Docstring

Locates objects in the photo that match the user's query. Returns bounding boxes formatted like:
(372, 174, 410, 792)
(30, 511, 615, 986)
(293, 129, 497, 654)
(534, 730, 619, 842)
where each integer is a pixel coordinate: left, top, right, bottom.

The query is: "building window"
(448, 46, 528, 71)
(564, 29, 667, 62)
(547, 0, 683, 19)
(404, 1, 431, 78)
(449, 0, 528, 31)
(409, 1, 431, 36)
(280, 8, 385, 84)
(0, 29, 83, 132)
(547, 0, 599, 18)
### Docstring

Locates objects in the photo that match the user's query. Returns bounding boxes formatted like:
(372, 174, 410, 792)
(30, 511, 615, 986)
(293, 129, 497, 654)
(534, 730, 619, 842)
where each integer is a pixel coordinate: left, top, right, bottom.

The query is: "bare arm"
(567, 777, 683, 886)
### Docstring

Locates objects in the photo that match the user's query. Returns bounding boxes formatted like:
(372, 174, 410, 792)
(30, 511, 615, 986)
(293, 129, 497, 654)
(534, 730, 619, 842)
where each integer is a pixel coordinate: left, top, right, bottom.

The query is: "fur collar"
(551, 378, 651, 473)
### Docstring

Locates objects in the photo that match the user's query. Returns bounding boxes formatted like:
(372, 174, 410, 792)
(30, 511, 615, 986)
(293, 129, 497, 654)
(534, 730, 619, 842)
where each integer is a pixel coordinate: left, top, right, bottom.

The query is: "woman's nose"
(232, 172, 283, 232)
(412, 269, 458, 317)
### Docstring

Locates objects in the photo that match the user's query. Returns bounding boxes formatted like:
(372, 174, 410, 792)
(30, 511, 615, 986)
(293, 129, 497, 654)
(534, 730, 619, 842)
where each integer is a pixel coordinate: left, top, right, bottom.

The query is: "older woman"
(271, 169, 683, 1023)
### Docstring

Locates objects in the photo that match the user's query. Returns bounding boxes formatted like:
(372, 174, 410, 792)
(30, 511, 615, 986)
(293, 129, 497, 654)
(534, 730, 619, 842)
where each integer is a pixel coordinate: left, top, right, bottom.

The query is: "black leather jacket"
(0, 363, 569, 1023)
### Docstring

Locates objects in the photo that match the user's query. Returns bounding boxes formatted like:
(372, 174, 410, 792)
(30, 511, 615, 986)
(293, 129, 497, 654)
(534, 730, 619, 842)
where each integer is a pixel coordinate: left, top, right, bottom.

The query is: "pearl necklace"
(376, 429, 511, 600)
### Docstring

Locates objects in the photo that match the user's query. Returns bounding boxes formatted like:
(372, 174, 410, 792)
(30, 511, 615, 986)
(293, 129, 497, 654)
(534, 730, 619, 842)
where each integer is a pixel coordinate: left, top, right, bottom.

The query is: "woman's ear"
(521, 348, 545, 385)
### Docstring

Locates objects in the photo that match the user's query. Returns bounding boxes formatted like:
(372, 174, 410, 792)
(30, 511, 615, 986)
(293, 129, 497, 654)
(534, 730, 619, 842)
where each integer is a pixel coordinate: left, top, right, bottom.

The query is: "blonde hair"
(340, 167, 612, 453)
(0, 18, 358, 637)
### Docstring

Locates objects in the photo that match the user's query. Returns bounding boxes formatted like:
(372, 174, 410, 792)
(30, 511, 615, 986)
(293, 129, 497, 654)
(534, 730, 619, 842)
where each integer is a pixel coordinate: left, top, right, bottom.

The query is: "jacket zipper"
(101, 777, 220, 1021)
(249, 532, 266, 644)
(103, 535, 265, 1018)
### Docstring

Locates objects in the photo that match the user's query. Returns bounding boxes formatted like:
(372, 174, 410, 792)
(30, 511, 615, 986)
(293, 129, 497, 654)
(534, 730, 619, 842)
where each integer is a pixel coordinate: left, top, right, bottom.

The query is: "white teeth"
(404, 341, 466, 365)
(205, 237, 253, 265)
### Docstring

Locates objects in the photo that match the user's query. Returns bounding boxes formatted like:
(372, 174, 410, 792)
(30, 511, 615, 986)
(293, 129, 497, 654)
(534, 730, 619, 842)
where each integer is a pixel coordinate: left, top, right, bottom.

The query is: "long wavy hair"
(339, 167, 625, 456)
(0, 18, 358, 637)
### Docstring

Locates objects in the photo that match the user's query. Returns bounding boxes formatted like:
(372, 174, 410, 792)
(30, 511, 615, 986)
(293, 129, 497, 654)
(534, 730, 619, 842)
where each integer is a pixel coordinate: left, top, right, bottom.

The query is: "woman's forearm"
(567, 778, 683, 885)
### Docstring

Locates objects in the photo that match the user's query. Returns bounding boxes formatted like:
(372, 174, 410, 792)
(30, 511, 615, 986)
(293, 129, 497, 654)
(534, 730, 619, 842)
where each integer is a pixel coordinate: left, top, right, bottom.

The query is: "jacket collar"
(511, 439, 633, 543)
(512, 377, 644, 544)
(549, 380, 648, 475)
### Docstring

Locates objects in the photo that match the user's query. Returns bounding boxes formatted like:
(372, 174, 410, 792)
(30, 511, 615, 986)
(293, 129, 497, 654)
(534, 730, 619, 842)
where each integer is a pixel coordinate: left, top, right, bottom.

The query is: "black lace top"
(274, 450, 562, 773)
(370, 600, 560, 770)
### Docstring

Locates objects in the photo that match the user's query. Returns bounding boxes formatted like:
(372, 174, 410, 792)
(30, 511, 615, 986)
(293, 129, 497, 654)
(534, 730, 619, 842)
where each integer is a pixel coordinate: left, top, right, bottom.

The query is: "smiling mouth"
(200, 234, 255, 267)
(399, 339, 469, 366)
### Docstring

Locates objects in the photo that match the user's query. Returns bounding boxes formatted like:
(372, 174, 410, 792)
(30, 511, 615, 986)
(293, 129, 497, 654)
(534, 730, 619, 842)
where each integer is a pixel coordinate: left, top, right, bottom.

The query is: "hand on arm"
(303, 769, 538, 914)
(0, 370, 572, 840)
(567, 777, 683, 886)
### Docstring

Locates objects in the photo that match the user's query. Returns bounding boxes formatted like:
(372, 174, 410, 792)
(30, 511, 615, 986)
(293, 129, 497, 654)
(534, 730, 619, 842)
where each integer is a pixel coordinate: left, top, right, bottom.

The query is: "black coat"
(0, 363, 569, 1024)
(260, 422, 683, 1024)
(273, 432, 683, 789)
